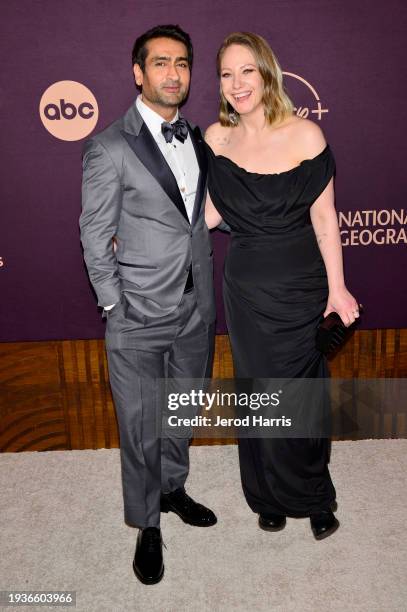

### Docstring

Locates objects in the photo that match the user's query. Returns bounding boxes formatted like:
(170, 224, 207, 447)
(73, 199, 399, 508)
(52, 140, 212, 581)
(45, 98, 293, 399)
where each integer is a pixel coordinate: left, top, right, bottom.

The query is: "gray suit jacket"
(80, 101, 216, 325)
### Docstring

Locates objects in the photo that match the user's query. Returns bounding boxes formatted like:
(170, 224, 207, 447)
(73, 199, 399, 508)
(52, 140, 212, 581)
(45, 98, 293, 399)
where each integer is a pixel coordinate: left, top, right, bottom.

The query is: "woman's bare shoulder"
(204, 122, 233, 154)
(285, 116, 327, 158)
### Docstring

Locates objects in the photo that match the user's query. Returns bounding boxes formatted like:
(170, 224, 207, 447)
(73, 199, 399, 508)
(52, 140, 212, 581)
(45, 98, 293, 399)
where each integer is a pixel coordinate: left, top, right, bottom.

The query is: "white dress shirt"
(136, 94, 199, 223)
(104, 96, 200, 310)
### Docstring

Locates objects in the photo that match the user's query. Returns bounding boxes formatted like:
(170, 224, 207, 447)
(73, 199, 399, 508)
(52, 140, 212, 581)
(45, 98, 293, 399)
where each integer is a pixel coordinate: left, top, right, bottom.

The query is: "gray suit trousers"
(106, 289, 214, 528)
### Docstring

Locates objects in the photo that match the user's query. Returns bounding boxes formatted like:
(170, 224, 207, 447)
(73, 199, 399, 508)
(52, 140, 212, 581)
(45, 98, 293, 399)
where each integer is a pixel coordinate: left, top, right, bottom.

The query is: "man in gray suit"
(80, 24, 216, 585)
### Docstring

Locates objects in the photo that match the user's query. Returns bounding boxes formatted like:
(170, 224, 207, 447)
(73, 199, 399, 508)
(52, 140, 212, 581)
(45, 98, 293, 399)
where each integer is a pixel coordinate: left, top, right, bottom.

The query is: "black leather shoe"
(310, 509, 339, 540)
(132, 527, 164, 585)
(161, 488, 217, 527)
(258, 513, 286, 531)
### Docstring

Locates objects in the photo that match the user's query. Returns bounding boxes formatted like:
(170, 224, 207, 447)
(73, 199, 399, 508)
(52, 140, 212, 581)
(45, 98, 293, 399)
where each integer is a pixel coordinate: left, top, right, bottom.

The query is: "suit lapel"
(121, 112, 189, 224)
(188, 124, 208, 226)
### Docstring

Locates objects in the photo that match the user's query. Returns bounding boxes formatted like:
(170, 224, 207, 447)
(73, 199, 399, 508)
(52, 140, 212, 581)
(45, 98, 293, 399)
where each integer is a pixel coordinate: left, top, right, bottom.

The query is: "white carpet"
(1, 441, 406, 612)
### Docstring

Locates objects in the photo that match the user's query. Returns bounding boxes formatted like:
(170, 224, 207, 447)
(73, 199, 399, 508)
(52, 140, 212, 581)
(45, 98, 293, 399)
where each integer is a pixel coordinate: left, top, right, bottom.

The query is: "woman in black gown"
(205, 33, 359, 539)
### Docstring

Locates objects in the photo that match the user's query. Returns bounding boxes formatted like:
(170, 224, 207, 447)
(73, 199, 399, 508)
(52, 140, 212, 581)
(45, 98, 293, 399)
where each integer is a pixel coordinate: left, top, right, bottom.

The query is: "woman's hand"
(324, 286, 360, 327)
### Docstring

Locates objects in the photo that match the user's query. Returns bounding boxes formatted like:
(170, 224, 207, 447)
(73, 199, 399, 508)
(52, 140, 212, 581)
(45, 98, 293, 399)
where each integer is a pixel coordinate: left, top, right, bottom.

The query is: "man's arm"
(79, 138, 122, 308)
(217, 220, 231, 233)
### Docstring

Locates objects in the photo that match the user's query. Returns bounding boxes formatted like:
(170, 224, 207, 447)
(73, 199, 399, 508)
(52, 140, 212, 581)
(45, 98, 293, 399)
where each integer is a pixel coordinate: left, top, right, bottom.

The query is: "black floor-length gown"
(207, 144, 337, 517)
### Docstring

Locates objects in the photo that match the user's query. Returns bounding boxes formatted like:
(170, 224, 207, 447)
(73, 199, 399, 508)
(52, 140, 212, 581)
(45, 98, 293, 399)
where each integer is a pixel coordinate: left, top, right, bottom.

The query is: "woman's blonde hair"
(216, 32, 294, 127)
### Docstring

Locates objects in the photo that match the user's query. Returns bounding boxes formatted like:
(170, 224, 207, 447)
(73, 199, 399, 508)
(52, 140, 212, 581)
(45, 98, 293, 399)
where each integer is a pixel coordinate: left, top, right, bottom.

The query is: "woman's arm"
(205, 191, 223, 229)
(310, 179, 359, 326)
(204, 122, 228, 230)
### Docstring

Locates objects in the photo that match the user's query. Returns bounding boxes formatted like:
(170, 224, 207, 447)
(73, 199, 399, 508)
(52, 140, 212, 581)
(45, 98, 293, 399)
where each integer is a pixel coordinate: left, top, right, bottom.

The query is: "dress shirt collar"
(136, 94, 179, 139)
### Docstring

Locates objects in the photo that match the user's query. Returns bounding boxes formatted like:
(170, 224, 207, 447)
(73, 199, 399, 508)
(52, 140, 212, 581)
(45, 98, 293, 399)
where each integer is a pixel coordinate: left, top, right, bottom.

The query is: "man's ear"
(133, 64, 143, 87)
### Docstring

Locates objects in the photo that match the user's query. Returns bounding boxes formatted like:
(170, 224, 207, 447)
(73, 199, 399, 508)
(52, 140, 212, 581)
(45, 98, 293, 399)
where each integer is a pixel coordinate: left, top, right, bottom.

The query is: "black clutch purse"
(315, 312, 352, 355)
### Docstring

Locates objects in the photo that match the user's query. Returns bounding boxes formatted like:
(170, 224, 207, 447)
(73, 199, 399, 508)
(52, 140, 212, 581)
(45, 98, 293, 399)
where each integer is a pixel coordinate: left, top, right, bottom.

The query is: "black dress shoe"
(310, 509, 339, 540)
(258, 513, 286, 531)
(133, 527, 164, 585)
(161, 488, 217, 527)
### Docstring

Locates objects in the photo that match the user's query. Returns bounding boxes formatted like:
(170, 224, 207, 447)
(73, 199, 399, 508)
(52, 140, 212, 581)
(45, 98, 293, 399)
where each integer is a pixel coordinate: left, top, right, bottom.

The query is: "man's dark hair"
(132, 24, 193, 71)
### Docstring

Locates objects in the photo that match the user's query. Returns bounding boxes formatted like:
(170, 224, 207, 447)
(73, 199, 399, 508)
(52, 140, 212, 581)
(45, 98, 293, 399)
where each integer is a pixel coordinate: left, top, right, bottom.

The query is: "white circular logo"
(39, 81, 99, 141)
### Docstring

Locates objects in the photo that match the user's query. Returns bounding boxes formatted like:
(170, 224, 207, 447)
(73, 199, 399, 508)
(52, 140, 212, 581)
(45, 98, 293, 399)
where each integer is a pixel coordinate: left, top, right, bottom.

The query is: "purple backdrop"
(1, 0, 406, 342)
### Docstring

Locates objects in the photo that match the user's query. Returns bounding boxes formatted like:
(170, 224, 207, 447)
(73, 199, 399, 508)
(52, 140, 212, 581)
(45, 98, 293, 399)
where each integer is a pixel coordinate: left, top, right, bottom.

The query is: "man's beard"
(144, 84, 188, 108)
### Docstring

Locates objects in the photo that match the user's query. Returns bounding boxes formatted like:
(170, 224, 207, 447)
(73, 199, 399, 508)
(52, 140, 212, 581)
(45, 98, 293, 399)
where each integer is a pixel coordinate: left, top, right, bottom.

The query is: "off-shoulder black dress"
(207, 144, 337, 517)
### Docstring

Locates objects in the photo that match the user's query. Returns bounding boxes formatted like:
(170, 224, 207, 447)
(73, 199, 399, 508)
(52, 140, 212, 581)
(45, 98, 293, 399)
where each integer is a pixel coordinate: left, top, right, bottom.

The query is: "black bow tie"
(161, 117, 189, 144)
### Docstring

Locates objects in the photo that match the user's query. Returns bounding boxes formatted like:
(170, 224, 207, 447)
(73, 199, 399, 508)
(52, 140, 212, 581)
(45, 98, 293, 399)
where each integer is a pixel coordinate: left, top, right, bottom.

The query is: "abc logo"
(39, 81, 99, 141)
(44, 100, 95, 120)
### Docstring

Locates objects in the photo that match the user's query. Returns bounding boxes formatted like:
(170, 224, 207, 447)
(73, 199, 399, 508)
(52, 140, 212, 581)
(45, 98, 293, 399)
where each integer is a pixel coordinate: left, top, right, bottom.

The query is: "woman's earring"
(229, 111, 239, 125)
